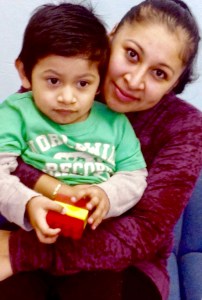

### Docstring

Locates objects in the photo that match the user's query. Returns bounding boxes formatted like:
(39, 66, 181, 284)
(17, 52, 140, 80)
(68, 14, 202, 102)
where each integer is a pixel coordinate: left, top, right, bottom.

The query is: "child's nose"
(57, 87, 76, 104)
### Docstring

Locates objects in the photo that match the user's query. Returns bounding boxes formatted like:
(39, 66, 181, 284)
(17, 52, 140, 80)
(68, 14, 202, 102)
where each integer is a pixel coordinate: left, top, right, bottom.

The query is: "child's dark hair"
(115, 0, 200, 94)
(17, 2, 109, 84)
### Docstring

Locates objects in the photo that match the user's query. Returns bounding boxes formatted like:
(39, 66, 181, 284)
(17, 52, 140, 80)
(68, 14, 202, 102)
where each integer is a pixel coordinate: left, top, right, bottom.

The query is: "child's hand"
(71, 186, 110, 230)
(26, 195, 64, 244)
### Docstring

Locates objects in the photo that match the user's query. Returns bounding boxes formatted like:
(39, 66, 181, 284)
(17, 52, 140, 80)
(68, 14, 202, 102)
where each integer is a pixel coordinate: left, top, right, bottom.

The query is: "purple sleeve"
(12, 157, 43, 189)
(9, 101, 202, 274)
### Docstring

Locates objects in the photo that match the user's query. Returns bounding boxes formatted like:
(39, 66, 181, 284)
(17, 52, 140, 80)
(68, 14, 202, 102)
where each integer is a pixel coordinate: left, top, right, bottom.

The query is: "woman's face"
(103, 22, 185, 113)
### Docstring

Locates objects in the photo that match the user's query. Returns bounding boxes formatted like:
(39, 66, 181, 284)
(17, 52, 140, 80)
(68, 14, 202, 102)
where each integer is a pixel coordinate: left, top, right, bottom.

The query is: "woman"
(0, 0, 202, 299)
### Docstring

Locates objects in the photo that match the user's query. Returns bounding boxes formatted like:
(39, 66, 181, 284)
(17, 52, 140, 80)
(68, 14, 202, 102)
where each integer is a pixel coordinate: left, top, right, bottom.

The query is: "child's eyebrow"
(77, 73, 98, 79)
(42, 69, 98, 79)
(43, 69, 61, 76)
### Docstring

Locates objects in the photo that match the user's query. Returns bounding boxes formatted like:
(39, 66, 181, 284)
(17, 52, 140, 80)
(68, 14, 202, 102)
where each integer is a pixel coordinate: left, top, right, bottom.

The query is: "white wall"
(0, 0, 202, 110)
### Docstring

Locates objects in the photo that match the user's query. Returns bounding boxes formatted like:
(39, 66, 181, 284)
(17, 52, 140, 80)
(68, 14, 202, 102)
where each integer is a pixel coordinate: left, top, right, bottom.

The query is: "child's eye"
(47, 78, 60, 85)
(153, 69, 167, 80)
(126, 48, 139, 62)
(78, 81, 89, 88)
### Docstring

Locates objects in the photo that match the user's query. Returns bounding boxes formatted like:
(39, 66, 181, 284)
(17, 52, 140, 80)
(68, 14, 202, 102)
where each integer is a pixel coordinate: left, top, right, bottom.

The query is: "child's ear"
(15, 59, 31, 89)
(108, 25, 118, 42)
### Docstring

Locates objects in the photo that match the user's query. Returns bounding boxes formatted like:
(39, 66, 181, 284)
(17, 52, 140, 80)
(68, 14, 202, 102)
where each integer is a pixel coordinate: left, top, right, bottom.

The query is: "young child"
(0, 2, 147, 244)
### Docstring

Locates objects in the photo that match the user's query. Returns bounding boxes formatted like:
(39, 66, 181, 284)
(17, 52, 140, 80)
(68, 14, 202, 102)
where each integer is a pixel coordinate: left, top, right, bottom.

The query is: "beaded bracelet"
(52, 183, 62, 199)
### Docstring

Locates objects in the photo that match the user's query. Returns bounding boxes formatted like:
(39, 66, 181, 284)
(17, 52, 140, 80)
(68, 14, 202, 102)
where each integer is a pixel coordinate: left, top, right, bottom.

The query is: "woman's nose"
(123, 68, 145, 90)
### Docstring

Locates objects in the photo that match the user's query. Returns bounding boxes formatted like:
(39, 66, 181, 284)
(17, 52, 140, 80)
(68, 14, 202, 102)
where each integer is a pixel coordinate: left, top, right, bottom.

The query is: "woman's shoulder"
(162, 94, 202, 130)
(130, 93, 202, 143)
(139, 93, 202, 126)
(168, 93, 201, 115)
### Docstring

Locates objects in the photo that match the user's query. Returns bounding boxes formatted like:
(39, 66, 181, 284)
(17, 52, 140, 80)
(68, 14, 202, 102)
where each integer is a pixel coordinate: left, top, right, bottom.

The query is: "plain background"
(0, 0, 202, 110)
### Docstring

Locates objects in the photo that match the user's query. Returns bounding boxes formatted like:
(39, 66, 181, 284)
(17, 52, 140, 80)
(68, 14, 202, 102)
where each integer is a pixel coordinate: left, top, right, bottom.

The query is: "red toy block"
(46, 194, 89, 239)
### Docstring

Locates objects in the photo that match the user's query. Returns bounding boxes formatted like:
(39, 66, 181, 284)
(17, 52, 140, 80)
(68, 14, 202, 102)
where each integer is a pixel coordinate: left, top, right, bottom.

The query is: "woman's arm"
(10, 103, 202, 274)
(13, 157, 45, 190)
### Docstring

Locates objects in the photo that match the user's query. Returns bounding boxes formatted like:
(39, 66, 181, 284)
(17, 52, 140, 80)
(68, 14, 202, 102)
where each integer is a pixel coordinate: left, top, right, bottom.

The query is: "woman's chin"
(106, 98, 135, 113)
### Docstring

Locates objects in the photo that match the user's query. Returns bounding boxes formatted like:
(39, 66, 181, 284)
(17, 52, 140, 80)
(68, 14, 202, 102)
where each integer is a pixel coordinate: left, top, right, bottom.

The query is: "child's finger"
(48, 201, 65, 213)
(88, 202, 106, 227)
(35, 215, 61, 236)
(36, 229, 59, 244)
(88, 209, 103, 225)
(74, 190, 88, 202)
(44, 227, 61, 236)
(86, 196, 99, 210)
(89, 215, 103, 230)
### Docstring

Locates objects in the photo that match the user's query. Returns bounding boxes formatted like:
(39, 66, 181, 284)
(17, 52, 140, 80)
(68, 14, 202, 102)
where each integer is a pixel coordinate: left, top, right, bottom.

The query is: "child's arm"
(0, 153, 64, 243)
(70, 168, 147, 229)
(0, 152, 40, 229)
(96, 168, 148, 218)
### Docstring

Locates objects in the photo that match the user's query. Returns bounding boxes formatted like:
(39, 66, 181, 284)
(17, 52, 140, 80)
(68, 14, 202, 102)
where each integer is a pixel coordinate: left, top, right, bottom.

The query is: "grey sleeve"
(0, 153, 40, 230)
(96, 168, 148, 218)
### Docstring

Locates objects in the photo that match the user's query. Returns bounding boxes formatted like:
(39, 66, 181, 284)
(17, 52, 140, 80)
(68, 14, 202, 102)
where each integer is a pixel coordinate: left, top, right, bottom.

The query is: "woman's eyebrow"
(158, 63, 175, 75)
(126, 39, 144, 54)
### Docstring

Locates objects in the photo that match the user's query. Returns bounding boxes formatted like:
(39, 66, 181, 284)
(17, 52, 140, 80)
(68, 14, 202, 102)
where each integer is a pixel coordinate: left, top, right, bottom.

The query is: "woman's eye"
(127, 48, 138, 62)
(78, 81, 89, 88)
(47, 78, 60, 85)
(153, 69, 167, 80)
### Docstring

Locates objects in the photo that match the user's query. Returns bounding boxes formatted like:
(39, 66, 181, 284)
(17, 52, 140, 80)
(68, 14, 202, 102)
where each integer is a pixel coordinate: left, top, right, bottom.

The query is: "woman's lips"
(114, 83, 140, 103)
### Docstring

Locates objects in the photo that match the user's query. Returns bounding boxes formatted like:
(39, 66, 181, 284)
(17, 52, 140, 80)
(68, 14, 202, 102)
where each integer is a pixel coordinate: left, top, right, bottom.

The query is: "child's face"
(103, 22, 185, 113)
(30, 55, 100, 124)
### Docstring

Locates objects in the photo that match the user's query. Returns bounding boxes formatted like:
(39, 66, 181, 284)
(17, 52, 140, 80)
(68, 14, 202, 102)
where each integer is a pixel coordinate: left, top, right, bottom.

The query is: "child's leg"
(0, 230, 13, 280)
(0, 256, 13, 280)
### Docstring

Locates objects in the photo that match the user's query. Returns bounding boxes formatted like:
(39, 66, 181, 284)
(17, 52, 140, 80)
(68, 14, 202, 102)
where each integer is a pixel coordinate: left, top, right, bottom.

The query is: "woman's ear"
(15, 59, 31, 89)
(165, 79, 179, 95)
(96, 89, 100, 95)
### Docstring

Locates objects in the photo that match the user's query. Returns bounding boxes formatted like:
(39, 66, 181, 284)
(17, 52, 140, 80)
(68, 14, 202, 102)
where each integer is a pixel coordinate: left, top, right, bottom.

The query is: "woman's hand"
(26, 195, 64, 244)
